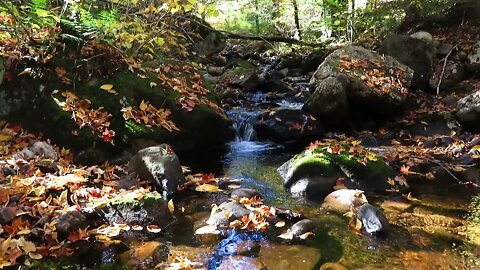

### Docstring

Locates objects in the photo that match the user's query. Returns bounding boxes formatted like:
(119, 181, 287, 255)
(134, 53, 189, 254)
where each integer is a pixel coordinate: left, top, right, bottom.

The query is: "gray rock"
(233, 72, 262, 92)
(359, 133, 378, 147)
(466, 40, 480, 73)
(290, 219, 315, 238)
(0, 207, 16, 225)
(54, 211, 89, 239)
(230, 188, 262, 199)
(13, 141, 58, 161)
(277, 156, 342, 197)
(437, 43, 455, 57)
(207, 201, 251, 226)
(303, 76, 349, 126)
(263, 77, 291, 93)
(379, 34, 435, 90)
(410, 31, 434, 44)
(323, 189, 368, 212)
(305, 46, 411, 126)
(97, 192, 173, 230)
(30, 141, 58, 160)
(74, 147, 107, 166)
(253, 108, 324, 143)
(128, 144, 186, 196)
(357, 203, 390, 238)
(429, 61, 466, 91)
(456, 91, 480, 132)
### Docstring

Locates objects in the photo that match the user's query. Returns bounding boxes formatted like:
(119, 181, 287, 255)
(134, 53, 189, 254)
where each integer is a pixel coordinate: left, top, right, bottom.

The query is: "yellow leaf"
(100, 84, 117, 94)
(195, 224, 220, 235)
(299, 232, 315, 239)
(29, 253, 43, 260)
(354, 218, 363, 230)
(100, 84, 113, 90)
(366, 151, 377, 161)
(274, 220, 285, 227)
(139, 101, 148, 111)
(195, 184, 222, 193)
(168, 199, 175, 214)
(131, 225, 143, 231)
(146, 224, 161, 233)
(0, 134, 13, 142)
(278, 230, 293, 240)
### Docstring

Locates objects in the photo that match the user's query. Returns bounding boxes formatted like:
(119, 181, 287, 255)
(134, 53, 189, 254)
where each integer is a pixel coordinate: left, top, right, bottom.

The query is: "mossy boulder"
(0, 51, 234, 154)
(96, 191, 173, 233)
(277, 140, 396, 198)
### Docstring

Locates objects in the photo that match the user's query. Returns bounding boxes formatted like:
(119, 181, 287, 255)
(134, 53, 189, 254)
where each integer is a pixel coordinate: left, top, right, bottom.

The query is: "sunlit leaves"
(339, 54, 409, 96)
(99, 84, 118, 95)
(121, 100, 179, 132)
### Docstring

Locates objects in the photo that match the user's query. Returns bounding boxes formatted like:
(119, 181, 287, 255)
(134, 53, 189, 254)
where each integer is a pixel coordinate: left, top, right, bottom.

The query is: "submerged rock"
(128, 144, 185, 196)
(357, 203, 390, 238)
(120, 241, 169, 269)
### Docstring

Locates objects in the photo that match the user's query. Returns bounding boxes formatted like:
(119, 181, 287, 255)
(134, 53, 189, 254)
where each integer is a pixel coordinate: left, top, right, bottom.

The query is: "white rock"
(323, 189, 368, 212)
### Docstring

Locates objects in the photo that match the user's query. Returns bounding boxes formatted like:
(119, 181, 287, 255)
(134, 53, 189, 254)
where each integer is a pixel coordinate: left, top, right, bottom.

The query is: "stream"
(168, 91, 479, 270)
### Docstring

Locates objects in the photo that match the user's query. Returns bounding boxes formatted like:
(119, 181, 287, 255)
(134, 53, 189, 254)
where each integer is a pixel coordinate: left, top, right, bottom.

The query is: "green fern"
(29, 0, 47, 10)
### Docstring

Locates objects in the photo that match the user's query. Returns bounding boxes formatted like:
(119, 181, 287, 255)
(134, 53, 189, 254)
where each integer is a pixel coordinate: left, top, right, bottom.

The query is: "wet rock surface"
(128, 144, 186, 196)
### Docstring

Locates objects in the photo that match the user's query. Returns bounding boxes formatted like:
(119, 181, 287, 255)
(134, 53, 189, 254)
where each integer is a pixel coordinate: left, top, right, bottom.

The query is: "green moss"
(291, 142, 395, 185)
(110, 192, 164, 208)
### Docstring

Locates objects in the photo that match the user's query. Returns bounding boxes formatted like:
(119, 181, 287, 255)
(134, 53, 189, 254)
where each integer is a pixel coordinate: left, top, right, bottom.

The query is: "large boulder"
(378, 34, 435, 90)
(128, 144, 185, 197)
(456, 90, 480, 132)
(303, 46, 412, 127)
(0, 54, 234, 154)
(253, 108, 324, 143)
(278, 140, 396, 198)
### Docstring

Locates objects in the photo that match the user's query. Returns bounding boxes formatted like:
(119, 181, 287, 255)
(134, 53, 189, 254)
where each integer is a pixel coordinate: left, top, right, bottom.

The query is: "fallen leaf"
(195, 184, 222, 193)
(275, 220, 285, 227)
(194, 224, 220, 235)
(278, 230, 294, 240)
(146, 224, 161, 233)
(168, 199, 175, 214)
(299, 232, 315, 239)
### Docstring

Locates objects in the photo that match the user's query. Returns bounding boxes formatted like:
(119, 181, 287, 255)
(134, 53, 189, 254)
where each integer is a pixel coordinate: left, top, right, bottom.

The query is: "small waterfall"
(227, 109, 258, 141)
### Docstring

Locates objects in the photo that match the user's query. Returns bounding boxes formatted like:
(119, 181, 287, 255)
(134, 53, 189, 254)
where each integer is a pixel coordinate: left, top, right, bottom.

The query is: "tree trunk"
(292, 0, 301, 40)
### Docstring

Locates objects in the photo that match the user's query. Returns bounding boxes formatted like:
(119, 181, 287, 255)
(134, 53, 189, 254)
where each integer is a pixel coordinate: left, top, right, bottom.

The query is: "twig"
(409, 156, 464, 184)
(436, 43, 460, 95)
